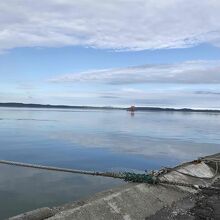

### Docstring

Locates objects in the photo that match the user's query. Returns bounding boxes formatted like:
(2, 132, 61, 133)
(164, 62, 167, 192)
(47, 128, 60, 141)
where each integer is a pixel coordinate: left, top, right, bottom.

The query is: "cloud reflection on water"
(0, 164, 123, 219)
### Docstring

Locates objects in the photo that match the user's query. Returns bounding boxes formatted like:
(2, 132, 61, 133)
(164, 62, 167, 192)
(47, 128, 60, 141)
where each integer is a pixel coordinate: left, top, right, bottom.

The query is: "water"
(0, 107, 220, 218)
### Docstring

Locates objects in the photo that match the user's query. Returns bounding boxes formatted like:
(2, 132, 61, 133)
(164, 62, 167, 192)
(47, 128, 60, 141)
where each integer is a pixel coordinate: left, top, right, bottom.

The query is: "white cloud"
(49, 60, 220, 84)
(1, 0, 220, 51)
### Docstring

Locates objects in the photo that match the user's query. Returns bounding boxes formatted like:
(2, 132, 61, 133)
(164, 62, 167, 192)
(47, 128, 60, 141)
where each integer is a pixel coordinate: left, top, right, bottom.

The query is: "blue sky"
(1, 1, 220, 108)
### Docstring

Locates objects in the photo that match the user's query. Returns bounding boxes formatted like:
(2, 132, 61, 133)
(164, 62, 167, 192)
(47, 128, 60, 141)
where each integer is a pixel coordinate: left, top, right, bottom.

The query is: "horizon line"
(0, 102, 220, 112)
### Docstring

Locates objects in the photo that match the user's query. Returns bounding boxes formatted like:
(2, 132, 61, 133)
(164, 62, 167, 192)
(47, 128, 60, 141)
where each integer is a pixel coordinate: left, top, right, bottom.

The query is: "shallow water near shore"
(0, 107, 220, 219)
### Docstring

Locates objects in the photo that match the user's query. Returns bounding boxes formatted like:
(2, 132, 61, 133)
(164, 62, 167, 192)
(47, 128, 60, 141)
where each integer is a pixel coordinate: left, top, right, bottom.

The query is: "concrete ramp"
(8, 156, 220, 220)
(48, 183, 190, 220)
(47, 161, 219, 220)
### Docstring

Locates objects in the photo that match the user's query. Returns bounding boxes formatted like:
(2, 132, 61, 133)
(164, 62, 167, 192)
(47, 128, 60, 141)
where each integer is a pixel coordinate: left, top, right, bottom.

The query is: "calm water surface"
(0, 107, 220, 218)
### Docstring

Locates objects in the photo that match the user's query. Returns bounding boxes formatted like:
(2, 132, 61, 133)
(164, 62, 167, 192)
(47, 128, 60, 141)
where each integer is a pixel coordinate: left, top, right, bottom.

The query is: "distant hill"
(0, 102, 122, 110)
(128, 106, 220, 113)
(0, 102, 220, 113)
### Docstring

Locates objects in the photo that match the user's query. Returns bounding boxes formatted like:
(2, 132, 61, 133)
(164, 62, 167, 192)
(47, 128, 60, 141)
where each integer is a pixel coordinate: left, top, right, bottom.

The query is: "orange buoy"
(127, 105, 135, 112)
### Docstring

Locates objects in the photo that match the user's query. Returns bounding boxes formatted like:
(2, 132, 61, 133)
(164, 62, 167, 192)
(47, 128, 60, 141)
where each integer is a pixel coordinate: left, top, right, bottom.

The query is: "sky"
(1, 0, 220, 108)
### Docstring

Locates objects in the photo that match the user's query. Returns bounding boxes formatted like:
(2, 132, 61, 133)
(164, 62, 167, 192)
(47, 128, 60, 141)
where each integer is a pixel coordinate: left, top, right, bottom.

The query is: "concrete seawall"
(8, 154, 220, 220)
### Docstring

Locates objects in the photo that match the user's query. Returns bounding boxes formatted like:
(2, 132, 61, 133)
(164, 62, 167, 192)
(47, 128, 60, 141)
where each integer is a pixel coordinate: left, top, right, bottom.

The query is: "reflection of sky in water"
(0, 164, 122, 219)
(0, 107, 220, 218)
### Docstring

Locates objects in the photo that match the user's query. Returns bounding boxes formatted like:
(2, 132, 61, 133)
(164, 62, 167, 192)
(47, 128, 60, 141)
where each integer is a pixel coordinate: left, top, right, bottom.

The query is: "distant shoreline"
(0, 102, 123, 110)
(0, 102, 220, 113)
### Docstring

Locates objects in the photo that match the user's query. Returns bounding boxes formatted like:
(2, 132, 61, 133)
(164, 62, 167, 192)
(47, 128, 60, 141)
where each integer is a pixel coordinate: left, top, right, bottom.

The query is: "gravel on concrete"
(147, 179, 220, 220)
